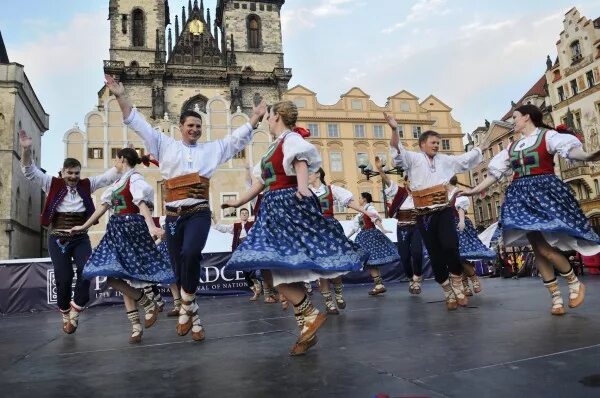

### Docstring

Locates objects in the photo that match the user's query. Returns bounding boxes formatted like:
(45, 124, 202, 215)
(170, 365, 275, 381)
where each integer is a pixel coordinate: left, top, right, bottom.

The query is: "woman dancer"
(448, 176, 495, 295)
(461, 104, 600, 314)
(308, 167, 368, 314)
(70, 148, 175, 342)
(226, 101, 367, 355)
(347, 192, 399, 296)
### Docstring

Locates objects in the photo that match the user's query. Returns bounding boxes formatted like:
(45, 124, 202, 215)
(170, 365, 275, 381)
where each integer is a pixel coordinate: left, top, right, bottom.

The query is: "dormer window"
(571, 40, 582, 63)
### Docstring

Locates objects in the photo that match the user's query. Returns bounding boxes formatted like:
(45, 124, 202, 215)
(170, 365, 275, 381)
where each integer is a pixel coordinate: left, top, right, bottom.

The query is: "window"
(351, 99, 363, 110)
(474, 175, 479, 185)
(307, 123, 320, 137)
(595, 179, 600, 197)
(400, 102, 410, 112)
(488, 148, 494, 159)
(570, 79, 578, 96)
(478, 206, 484, 222)
(486, 202, 493, 219)
(333, 198, 345, 214)
(88, 148, 103, 159)
(356, 152, 369, 167)
(373, 125, 384, 139)
(121, 14, 128, 34)
(495, 200, 500, 218)
(375, 152, 387, 166)
(233, 149, 246, 159)
(571, 40, 582, 63)
(111, 148, 120, 159)
(397, 125, 404, 138)
(412, 126, 421, 139)
(586, 70, 595, 88)
(221, 194, 238, 218)
(329, 152, 343, 172)
(135, 147, 145, 157)
(293, 97, 306, 108)
(557, 86, 565, 101)
(327, 124, 339, 138)
(132, 9, 145, 47)
(441, 139, 450, 151)
(247, 15, 261, 50)
(354, 124, 365, 138)
(498, 142, 503, 151)
(509, 136, 514, 143)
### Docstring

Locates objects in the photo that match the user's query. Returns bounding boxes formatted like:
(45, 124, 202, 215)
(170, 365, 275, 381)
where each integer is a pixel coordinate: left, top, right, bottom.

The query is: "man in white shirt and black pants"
(384, 113, 484, 310)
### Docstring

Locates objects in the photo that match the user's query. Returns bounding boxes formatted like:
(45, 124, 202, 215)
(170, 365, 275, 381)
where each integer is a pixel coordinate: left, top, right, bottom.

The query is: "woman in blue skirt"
(347, 192, 399, 296)
(226, 101, 368, 355)
(461, 104, 600, 315)
(449, 176, 496, 296)
(70, 148, 175, 342)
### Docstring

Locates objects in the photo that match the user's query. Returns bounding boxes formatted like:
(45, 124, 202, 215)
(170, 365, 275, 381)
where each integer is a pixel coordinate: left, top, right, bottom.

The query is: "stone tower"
(104, 0, 291, 119)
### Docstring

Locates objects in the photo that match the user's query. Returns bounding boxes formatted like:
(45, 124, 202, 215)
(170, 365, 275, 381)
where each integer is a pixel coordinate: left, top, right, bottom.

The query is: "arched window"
(570, 40, 582, 62)
(132, 9, 145, 47)
(247, 15, 261, 50)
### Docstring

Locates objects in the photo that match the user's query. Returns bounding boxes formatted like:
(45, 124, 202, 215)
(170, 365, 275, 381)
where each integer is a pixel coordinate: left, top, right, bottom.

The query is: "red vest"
(232, 221, 254, 250)
(40, 178, 95, 227)
(509, 129, 555, 179)
(261, 134, 298, 192)
(110, 175, 141, 215)
(360, 206, 377, 230)
(316, 185, 335, 218)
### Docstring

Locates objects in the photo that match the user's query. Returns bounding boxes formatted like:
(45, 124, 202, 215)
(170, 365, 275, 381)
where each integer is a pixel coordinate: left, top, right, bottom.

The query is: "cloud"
(281, 0, 362, 36)
(343, 67, 366, 82)
(382, 0, 450, 34)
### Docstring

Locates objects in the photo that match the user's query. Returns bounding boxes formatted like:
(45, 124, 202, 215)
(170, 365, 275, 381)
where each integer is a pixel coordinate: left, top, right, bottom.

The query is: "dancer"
(346, 192, 398, 296)
(211, 209, 262, 300)
(226, 101, 368, 355)
(105, 75, 266, 341)
(460, 104, 600, 315)
(19, 130, 120, 334)
(375, 157, 424, 295)
(70, 148, 175, 343)
(308, 167, 368, 314)
(448, 176, 495, 296)
(385, 111, 484, 310)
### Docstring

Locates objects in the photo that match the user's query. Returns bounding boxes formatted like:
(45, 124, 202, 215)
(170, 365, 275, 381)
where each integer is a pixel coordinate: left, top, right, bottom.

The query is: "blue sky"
(2, 0, 600, 175)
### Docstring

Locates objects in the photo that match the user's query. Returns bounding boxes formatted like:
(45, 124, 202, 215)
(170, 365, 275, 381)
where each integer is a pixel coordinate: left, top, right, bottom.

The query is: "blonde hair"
(272, 100, 298, 128)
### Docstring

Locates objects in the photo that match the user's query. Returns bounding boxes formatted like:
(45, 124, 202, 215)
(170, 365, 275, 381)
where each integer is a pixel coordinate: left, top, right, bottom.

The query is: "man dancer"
(106, 75, 266, 341)
(212, 208, 262, 300)
(20, 130, 120, 333)
(375, 157, 424, 295)
(384, 112, 484, 310)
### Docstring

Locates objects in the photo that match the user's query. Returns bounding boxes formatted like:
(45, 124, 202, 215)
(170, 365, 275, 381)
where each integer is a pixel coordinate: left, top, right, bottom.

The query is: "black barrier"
(0, 253, 434, 314)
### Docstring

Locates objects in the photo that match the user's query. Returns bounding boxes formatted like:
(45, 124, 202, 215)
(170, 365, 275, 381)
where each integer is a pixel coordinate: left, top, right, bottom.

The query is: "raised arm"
(19, 130, 51, 191)
(216, 101, 267, 165)
(221, 180, 265, 209)
(105, 75, 132, 119)
(375, 156, 392, 188)
(383, 112, 419, 168)
(457, 208, 466, 232)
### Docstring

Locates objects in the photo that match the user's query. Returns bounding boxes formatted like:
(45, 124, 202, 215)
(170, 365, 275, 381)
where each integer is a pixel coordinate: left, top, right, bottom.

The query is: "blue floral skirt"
(355, 228, 400, 267)
(500, 174, 600, 255)
(226, 188, 367, 273)
(83, 214, 176, 284)
(456, 217, 496, 260)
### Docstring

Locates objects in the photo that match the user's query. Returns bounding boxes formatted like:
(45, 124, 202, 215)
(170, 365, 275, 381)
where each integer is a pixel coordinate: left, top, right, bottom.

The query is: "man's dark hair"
(418, 130, 441, 147)
(179, 110, 203, 125)
(240, 208, 249, 214)
(63, 158, 81, 169)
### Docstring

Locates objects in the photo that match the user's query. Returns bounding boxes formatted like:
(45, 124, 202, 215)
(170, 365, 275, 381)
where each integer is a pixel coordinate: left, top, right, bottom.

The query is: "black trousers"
(165, 210, 211, 294)
(416, 207, 462, 284)
(396, 224, 423, 279)
(47, 234, 92, 311)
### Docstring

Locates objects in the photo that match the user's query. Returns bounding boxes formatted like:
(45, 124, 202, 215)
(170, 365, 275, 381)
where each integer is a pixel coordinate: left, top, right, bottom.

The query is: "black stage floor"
(1, 277, 600, 398)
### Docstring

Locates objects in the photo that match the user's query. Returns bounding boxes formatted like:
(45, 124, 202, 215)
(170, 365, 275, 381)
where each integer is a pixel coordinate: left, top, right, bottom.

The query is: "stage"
(1, 277, 599, 397)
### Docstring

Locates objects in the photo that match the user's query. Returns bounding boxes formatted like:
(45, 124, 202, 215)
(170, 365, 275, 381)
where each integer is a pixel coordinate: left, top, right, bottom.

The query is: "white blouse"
(347, 203, 380, 236)
(310, 183, 354, 207)
(391, 139, 483, 191)
(100, 170, 154, 209)
(253, 131, 322, 184)
(488, 128, 582, 180)
(454, 195, 470, 211)
(124, 109, 253, 207)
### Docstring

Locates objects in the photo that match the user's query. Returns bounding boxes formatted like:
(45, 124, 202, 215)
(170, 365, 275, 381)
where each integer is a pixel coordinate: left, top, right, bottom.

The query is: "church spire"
(175, 15, 179, 38)
(207, 8, 211, 33)
(182, 6, 186, 25)
(168, 28, 172, 59)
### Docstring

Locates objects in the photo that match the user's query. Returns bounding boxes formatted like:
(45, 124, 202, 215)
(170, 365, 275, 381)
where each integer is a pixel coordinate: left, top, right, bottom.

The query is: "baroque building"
(0, 31, 50, 259)
(284, 86, 470, 220)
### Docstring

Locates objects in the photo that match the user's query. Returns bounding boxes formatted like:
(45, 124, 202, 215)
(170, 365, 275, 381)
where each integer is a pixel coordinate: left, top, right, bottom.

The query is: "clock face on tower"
(189, 19, 204, 35)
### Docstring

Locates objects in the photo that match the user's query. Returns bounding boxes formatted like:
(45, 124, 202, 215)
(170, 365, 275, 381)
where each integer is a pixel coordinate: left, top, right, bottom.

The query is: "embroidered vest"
(509, 129, 555, 179)
(261, 134, 298, 192)
(232, 221, 254, 250)
(359, 205, 377, 230)
(316, 185, 335, 218)
(41, 178, 95, 227)
(111, 175, 141, 215)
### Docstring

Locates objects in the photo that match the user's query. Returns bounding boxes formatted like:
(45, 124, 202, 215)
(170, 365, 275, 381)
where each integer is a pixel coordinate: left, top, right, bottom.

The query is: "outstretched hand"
(384, 112, 400, 149)
(19, 129, 32, 149)
(105, 74, 125, 98)
(374, 156, 384, 172)
(253, 99, 268, 119)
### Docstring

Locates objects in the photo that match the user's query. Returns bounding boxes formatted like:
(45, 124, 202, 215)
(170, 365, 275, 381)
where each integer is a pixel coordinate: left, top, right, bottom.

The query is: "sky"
(2, 0, 600, 175)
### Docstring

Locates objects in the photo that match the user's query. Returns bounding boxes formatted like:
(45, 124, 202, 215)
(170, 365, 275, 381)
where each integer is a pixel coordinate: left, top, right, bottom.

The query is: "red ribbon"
(293, 127, 311, 138)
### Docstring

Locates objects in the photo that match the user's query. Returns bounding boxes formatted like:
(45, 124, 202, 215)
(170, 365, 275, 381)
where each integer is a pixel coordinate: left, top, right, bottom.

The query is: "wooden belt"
(51, 212, 87, 231)
(165, 202, 209, 217)
(164, 173, 210, 202)
(396, 209, 417, 224)
(411, 184, 448, 209)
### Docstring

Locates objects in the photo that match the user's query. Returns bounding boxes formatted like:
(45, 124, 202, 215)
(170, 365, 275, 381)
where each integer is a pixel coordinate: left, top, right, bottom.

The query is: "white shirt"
(213, 221, 251, 238)
(22, 163, 120, 213)
(455, 195, 470, 211)
(253, 131, 322, 184)
(310, 183, 354, 207)
(390, 140, 483, 191)
(384, 181, 415, 211)
(99, 169, 154, 212)
(488, 128, 582, 180)
(124, 109, 254, 207)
